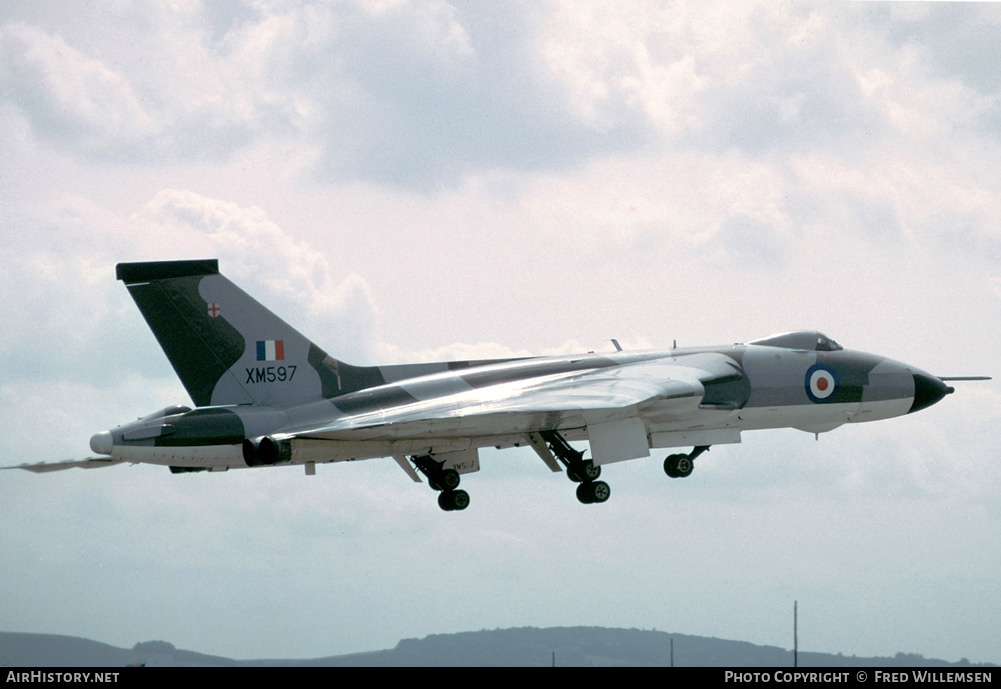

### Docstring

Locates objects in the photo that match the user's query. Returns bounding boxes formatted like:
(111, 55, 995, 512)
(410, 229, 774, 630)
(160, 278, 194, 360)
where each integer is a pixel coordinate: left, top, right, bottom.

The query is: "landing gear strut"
(664, 445, 709, 478)
(412, 454, 470, 511)
(539, 430, 610, 504)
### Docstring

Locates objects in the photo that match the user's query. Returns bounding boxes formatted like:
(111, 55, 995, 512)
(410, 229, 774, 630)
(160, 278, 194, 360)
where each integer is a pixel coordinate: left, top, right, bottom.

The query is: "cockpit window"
(747, 331, 843, 352)
(816, 334, 842, 351)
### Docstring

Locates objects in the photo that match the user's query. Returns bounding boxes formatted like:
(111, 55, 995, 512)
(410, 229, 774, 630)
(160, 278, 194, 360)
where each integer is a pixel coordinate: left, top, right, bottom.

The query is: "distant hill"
(1, 628, 995, 667)
(0, 635, 239, 668)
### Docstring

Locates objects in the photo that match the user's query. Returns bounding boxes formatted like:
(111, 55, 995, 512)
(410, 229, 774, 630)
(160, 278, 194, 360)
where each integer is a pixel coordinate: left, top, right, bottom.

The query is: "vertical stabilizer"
(116, 260, 381, 407)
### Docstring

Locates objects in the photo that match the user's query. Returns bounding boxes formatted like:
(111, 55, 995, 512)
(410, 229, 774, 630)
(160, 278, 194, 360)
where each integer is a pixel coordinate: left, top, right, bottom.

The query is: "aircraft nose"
(89, 430, 114, 455)
(908, 372, 953, 414)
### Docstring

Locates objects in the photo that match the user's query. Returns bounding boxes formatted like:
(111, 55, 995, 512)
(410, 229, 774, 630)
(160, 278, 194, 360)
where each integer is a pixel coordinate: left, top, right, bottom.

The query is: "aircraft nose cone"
(908, 372, 953, 414)
(89, 430, 114, 455)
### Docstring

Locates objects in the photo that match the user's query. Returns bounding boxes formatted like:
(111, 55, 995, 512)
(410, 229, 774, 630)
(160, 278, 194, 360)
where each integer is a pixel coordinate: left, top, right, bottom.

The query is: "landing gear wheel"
(538, 430, 612, 505)
(675, 456, 693, 477)
(567, 460, 601, 483)
(579, 460, 601, 481)
(664, 454, 694, 478)
(576, 480, 611, 504)
(413, 455, 462, 494)
(440, 469, 461, 491)
(664, 454, 679, 477)
(438, 489, 470, 511)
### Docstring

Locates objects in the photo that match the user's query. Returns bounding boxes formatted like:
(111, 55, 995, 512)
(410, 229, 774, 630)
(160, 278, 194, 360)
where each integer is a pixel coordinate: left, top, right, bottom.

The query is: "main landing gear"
(664, 445, 709, 478)
(539, 430, 610, 505)
(412, 454, 470, 512)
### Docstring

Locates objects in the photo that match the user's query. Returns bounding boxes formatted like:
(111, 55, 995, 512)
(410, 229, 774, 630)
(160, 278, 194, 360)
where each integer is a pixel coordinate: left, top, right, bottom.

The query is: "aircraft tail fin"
(117, 260, 384, 407)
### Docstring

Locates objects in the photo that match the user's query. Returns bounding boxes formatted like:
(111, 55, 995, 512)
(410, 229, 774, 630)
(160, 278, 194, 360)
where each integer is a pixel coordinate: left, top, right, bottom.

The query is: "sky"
(1, 0, 999, 664)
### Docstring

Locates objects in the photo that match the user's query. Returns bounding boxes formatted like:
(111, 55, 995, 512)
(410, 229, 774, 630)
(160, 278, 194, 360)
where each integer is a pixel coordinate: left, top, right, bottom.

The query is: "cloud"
(0, 2, 656, 187)
(0, 23, 158, 154)
(877, 3, 1001, 97)
(0, 7, 265, 161)
(0, 189, 380, 393)
(3, 2, 999, 193)
(132, 189, 383, 362)
(282, 1, 653, 188)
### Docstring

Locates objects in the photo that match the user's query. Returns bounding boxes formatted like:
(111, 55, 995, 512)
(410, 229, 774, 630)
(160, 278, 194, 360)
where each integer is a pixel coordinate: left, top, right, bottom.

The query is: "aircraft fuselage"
(92, 341, 949, 471)
(15, 260, 974, 510)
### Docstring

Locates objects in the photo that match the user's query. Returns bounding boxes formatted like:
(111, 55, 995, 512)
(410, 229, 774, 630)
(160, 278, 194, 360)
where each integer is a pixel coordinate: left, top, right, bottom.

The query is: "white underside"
(111, 397, 914, 470)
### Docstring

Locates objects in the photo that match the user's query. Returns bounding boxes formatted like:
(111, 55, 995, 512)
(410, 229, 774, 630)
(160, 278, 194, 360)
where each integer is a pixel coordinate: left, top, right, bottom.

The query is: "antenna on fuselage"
(611, 339, 623, 352)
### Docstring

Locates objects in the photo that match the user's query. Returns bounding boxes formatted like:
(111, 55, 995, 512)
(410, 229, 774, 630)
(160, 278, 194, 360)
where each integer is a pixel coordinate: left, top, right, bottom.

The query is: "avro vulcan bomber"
(6, 260, 988, 511)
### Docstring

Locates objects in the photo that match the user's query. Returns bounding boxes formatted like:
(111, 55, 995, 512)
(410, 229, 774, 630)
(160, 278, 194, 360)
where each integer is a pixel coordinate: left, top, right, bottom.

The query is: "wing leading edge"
(290, 352, 741, 464)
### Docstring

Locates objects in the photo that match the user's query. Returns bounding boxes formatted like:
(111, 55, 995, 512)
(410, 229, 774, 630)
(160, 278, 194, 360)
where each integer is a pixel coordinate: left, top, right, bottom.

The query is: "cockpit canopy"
(138, 404, 193, 423)
(746, 330, 843, 352)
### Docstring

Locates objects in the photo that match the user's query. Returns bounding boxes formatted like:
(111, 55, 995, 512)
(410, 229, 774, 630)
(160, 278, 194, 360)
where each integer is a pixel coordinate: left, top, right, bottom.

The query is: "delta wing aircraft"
(5, 260, 989, 510)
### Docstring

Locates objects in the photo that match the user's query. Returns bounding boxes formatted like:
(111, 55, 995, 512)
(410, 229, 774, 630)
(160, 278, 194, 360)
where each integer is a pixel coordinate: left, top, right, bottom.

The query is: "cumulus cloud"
(0, 189, 380, 392)
(2, 1, 999, 193)
(0, 1, 656, 186)
(131, 189, 382, 362)
(0, 6, 267, 161)
(0, 23, 158, 152)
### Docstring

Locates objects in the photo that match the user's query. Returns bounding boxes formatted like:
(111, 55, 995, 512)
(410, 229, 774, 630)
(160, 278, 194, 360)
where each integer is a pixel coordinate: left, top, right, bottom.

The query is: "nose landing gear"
(664, 445, 709, 478)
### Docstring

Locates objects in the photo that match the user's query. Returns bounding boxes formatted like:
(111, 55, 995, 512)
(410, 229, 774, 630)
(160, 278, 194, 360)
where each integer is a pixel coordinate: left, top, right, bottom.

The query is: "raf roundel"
(805, 364, 838, 403)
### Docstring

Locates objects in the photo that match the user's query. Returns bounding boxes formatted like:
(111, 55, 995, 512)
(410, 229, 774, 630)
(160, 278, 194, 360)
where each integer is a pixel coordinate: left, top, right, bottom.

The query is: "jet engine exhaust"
(242, 436, 292, 466)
